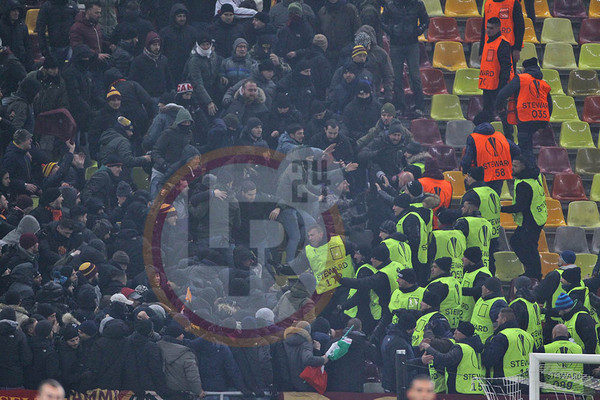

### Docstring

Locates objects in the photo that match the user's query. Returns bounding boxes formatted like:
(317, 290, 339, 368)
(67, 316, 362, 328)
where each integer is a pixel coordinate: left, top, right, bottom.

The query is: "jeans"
(390, 43, 424, 112)
(150, 168, 165, 199)
(510, 223, 543, 280)
(277, 208, 316, 263)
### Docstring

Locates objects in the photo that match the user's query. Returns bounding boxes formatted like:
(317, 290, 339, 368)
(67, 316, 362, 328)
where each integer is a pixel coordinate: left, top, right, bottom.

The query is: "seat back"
(494, 251, 525, 282)
(423, 0, 445, 16)
(497, 226, 510, 251)
(541, 68, 565, 95)
(579, 18, 600, 44)
(467, 95, 483, 120)
(590, 0, 600, 17)
(538, 146, 573, 173)
(541, 17, 577, 44)
(553, 225, 590, 253)
(432, 41, 468, 71)
(517, 43, 538, 68)
(443, 170, 465, 199)
(567, 200, 600, 228)
(25, 9, 39, 35)
(534, 0, 553, 18)
(546, 198, 567, 227)
(575, 148, 600, 174)
(500, 200, 517, 230)
(542, 43, 578, 70)
(445, 120, 475, 147)
(453, 68, 483, 95)
(583, 96, 600, 123)
(524, 17, 540, 43)
(428, 17, 462, 42)
(500, 180, 512, 200)
(444, 0, 480, 16)
(85, 165, 98, 180)
(132, 167, 149, 190)
(550, 95, 580, 122)
(577, 254, 598, 278)
(410, 118, 443, 145)
(567, 70, 600, 96)
(591, 174, 600, 202)
(591, 226, 600, 253)
(420, 68, 448, 95)
(559, 120, 595, 149)
(578, 43, 600, 70)
(428, 144, 458, 170)
(551, 172, 588, 201)
(538, 229, 550, 252)
(540, 252, 560, 277)
(533, 124, 557, 148)
(553, 0, 587, 18)
(430, 94, 465, 120)
(464, 17, 483, 42)
(469, 42, 481, 68)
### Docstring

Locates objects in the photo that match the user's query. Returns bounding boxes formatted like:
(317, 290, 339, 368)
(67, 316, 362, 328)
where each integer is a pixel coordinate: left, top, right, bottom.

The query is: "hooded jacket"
(318, 0, 361, 61)
(80, 166, 121, 210)
(189, 337, 245, 391)
(157, 335, 203, 395)
(358, 123, 406, 177)
(223, 70, 277, 109)
(36, 0, 78, 53)
(99, 126, 149, 168)
(143, 103, 183, 151)
(223, 85, 269, 124)
(152, 107, 194, 172)
(275, 14, 314, 57)
(1, 141, 31, 194)
(343, 89, 382, 140)
(276, 62, 316, 119)
(86, 319, 129, 389)
(0, 0, 32, 69)
(356, 25, 394, 96)
(184, 41, 222, 106)
(283, 326, 326, 391)
(69, 11, 104, 54)
(380, 323, 417, 391)
(327, 330, 377, 392)
(207, 17, 243, 59)
(26, 332, 60, 389)
(461, 122, 521, 174)
(4, 80, 38, 131)
(110, 6, 153, 49)
(25, 68, 69, 115)
(0, 319, 31, 387)
(158, 3, 198, 82)
(269, 0, 316, 29)
(129, 32, 173, 97)
(123, 330, 171, 396)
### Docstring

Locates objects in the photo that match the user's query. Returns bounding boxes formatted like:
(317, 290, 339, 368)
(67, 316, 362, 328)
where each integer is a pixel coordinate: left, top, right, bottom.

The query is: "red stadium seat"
(554, 0, 587, 18)
(532, 124, 557, 148)
(420, 42, 431, 67)
(428, 144, 459, 171)
(427, 17, 462, 42)
(537, 146, 573, 173)
(467, 96, 483, 120)
(411, 119, 444, 145)
(464, 17, 483, 43)
(583, 96, 600, 123)
(551, 172, 588, 201)
(420, 68, 449, 95)
(579, 18, 600, 44)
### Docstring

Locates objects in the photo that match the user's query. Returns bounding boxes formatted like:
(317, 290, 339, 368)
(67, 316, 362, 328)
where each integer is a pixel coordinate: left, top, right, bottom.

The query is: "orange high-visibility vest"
(470, 131, 513, 182)
(507, 73, 551, 124)
(419, 177, 453, 229)
(479, 35, 514, 90)
(484, 0, 518, 46)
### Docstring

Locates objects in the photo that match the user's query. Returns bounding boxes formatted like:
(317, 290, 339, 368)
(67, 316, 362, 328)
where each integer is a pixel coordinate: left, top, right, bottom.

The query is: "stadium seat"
(423, 0, 444, 16)
(542, 43, 578, 70)
(419, 42, 432, 67)
(497, 227, 510, 251)
(420, 68, 449, 95)
(443, 171, 466, 200)
(25, 9, 39, 35)
(541, 174, 551, 197)
(559, 121, 595, 149)
(491, 121, 517, 138)
(467, 96, 483, 120)
(538, 229, 550, 252)
(523, 18, 540, 44)
(540, 252, 560, 277)
(592, 227, 600, 253)
(550, 95, 580, 122)
(453, 68, 483, 95)
(517, 43, 538, 69)
(575, 148, 600, 174)
(579, 18, 600, 44)
(532, 124, 557, 148)
(132, 167, 149, 190)
(552, 173, 588, 201)
(591, 174, 600, 201)
(85, 165, 98, 180)
(567, 200, 600, 228)
(445, 0, 480, 16)
(538, 146, 573, 173)
(432, 41, 468, 71)
(494, 251, 525, 282)
(500, 200, 517, 230)
(419, 33, 427, 42)
(578, 43, 600, 69)
(410, 119, 444, 145)
(541, 18, 577, 44)
(541, 69, 565, 95)
(428, 144, 459, 170)
(553, 0, 587, 18)
(500, 181, 512, 200)
(430, 94, 465, 120)
(469, 42, 481, 68)
(464, 17, 483, 43)
(577, 254, 598, 278)
(583, 96, 600, 123)
(591, 0, 600, 17)
(567, 70, 600, 96)
(531, 0, 553, 18)
(546, 198, 568, 227)
(445, 120, 475, 147)
(428, 17, 462, 42)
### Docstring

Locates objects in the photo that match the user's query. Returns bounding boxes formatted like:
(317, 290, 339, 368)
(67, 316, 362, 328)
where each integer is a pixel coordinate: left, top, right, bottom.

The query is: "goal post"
(529, 352, 600, 399)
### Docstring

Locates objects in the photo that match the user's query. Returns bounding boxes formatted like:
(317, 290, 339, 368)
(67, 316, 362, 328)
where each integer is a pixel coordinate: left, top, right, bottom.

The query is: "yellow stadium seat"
(541, 69, 565, 95)
(501, 180, 512, 200)
(567, 200, 600, 228)
(491, 121, 517, 138)
(567, 70, 600, 96)
(538, 229, 549, 252)
(576, 254, 598, 278)
(132, 167, 149, 190)
(494, 251, 525, 282)
(534, 0, 553, 18)
(542, 174, 551, 197)
(500, 200, 517, 230)
(542, 43, 578, 70)
(85, 165, 98, 180)
(32, 196, 39, 209)
(25, 9, 39, 36)
(590, 174, 600, 201)
(590, 0, 600, 18)
(546, 198, 567, 227)
(524, 18, 540, 43)
(579, 43, 600, 70)
(550, 95, 580, 122)
(540, 252, 560, 277)
(453, 68, 483, 95)
(559, 121, 595, 149)
(430, 94, 465, 120)
(541, 18, 577, 44)
(443, 171, 466, 200)
(432, 41, 468, 71)
(445, 0, 480, 17)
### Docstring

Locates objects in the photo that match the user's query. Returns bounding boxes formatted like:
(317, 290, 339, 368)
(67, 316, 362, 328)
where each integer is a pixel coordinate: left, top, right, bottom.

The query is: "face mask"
(198, 46, 212, 57)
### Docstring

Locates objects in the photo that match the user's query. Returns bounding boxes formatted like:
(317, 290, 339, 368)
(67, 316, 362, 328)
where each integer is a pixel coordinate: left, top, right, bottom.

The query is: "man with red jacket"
(69, 1, 110, 62)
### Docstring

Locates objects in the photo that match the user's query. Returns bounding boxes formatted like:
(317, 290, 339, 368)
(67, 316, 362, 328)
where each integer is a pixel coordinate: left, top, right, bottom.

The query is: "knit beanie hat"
(397, 268, 416, 284)
(223, 114, 239, 130)
(255, 308, 275, 324)
(422, 290, 441, 308)
(405, 142, 422, 155)
(164, 321, 185, 338)
(554, 292, 574, 310)
(35, 320, 53, 338)
(41, 187, 62, 205)
(259, 59, 275, 72)
(371, 244, 390, 262)
(15, 194, 33, 210)
(434, 257, 452, 272)
(42, 162, 57, 178)
(394, 194, 411, 209)
(560, 250, 576, 265)
(19, 233, 38, 250)
(463, 247, 482, 263)
(352, 45, 367, 58)
(381, 102, 395, 115)
(379, 220, 396, 234)
(288, 2, 302, 16)
(562, 267, 581, 285)
(312, 34, 328, 52)
(135, 318, 153, 336)
(456, 321, 475, 337)
(62, 323, 79, 341)
(79, 320, 98, 336)
(220, 3, 234, 13)
(514, 276, 531, 290)
(79, 262, 97, 278)
(406, 179, 423, 197)
(106, 87, 121, 101)
(394, 310, 416, 330)
(522, 57, 539, 68)
(116, 181, 132, 197)
(254, 11, 270, 23)
(354, 31, 371, 47)
(483, 277, 502, 293)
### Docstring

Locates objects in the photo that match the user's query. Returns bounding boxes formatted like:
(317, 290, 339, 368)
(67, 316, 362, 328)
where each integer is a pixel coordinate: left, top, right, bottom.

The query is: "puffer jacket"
(157, 335, 203, 395)
(184, 45, 223, 106)
(98, 127, 148, 168)
(0, 319, 32, 388)
(282, 326, 325, 391)
(0, 0, 32, 70)
(381, 0, 429, 45)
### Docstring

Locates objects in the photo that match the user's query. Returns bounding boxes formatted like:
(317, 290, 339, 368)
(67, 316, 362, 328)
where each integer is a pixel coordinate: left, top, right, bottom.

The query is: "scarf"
(47, 206, 63, 221)
(192, 42, 212, 57)
(143, 47, 161, 62)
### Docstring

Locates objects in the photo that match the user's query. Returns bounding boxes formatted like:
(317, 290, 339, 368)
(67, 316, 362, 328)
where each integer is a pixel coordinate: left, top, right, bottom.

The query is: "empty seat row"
(538, 147, 600, 175)
(425, 17, 538, 44)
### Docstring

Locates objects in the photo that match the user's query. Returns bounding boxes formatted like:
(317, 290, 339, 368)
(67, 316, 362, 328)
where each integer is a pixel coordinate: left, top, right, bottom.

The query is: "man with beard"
(224, 79, 269, 124)
(358, 121, 407, 180)
(158, 4, 198, 82)
(129, 32, 172, 99)
(309, 119, 354, 163)
(25, 57, 69, 115)
(69, 2, 110, 61)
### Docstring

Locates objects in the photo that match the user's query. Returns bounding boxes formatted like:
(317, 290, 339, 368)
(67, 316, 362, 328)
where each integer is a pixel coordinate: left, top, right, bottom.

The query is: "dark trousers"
(517, 121, 548, 170)
(487, 179, 503, 196)
(390, 43, 424, 112)
(510, 223, 543, 280)
(489, 237, 499, 276)
(482, 89, 513, 140)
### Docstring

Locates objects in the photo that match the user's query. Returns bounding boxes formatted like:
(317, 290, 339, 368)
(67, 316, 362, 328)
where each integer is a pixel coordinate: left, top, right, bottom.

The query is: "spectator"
(110, 1, 153, 53)
(129, 32, 173, 99)
(1, 129, 37, 195)
(89, 88, 123, 159)
(5, 79, 41, 132)
(208, 4, 243, 58)
(26, 320, 60, 389)
(110, 27, 137, 77)
(0, 0, 32, 70)
(35, 0, 78, 67)
(283, 320, 327, 391)
(276, 3, 314, 58)
(276, 59, 315, 119)
(30, 188, 63, 225)
(223, 59, 277, 110)
(184, 33, 223, 118)
(317, 0, 361, 63)
(221, 38, 257, 88)
(80, 156, 123, 210)
(25, 57, 70, 116)
(342, 80, 381, 141)
(0, 308, 32, 388)
(158, 3, 198, 83)
(69, 2, 110, 60)
(224, 79, 269, 124)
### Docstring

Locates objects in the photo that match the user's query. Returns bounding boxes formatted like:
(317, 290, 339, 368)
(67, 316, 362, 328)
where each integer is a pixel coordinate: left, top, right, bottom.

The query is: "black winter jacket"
(0, 319, 32, 388)
(381, 0, 429, 45)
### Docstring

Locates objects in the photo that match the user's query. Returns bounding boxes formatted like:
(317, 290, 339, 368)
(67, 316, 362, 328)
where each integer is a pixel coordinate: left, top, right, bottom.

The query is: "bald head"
(553, 324, 569, 339)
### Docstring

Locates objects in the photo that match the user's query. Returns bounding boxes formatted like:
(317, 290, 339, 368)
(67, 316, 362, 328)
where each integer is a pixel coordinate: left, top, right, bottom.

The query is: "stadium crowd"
(0, 0, 596, 396)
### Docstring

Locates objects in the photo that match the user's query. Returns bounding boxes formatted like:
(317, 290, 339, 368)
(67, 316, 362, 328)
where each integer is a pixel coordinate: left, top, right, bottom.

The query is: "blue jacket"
(460, 122, 521, 174)
(189, 337, 245, 391)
